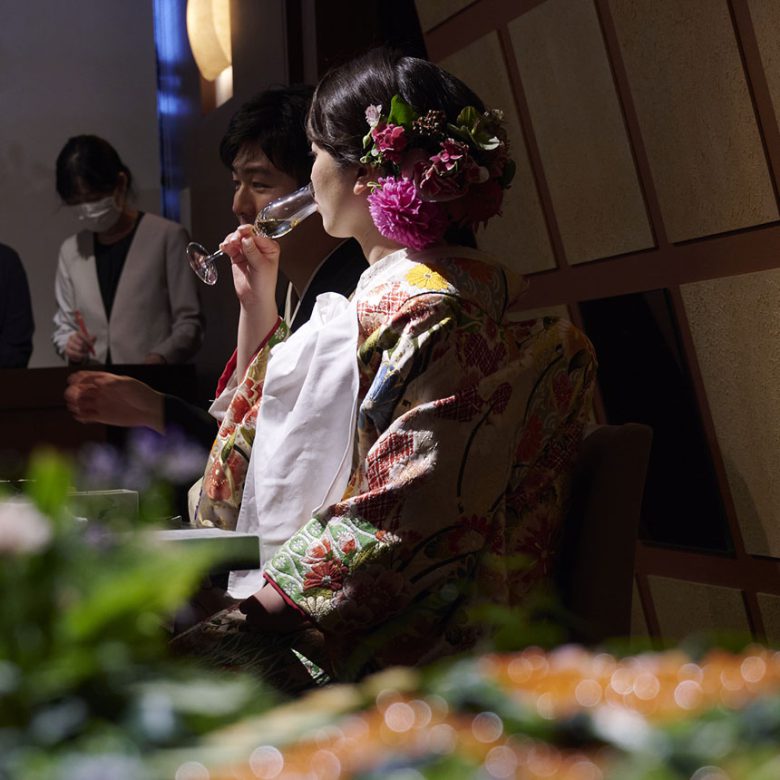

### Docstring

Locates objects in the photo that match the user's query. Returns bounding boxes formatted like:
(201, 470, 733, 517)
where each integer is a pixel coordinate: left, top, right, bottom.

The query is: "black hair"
(219, 84, 315, 186)
(308, 47, 485, 168)
(308, 48, 485, 246)
(55, 135, 133, 202)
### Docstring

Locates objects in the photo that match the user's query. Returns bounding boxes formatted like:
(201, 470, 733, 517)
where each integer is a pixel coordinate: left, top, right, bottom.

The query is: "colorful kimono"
(194, 247, 596, 682)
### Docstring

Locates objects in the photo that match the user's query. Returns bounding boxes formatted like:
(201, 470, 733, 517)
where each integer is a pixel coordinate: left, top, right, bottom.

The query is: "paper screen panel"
(441, 33, 556, 275)
(414, 0, 476, 32)
(757, 593, 780, 646)
(648, 576, 751, 641)
(508, 0, 653, 264)
(609, 0, 778, 242)
(682, 270, 780, 558)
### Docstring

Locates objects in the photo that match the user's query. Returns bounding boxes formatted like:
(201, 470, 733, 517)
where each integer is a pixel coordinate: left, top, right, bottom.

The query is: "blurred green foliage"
(0, 450, 275, 780)
(2, 450, 779, 779)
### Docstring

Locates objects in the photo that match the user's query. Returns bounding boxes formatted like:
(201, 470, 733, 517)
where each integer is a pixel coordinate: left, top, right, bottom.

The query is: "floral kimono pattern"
(196, 324, 288, 529)
(196, 249, 596, 681)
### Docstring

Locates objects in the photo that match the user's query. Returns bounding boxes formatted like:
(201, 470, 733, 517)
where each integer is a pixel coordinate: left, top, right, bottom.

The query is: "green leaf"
(456, 105, 479, 129)
(387, 94, 418, 128)
(445, 122, 472, 144)
(61, 541, 219, 642)
(25, 450, 72, 519)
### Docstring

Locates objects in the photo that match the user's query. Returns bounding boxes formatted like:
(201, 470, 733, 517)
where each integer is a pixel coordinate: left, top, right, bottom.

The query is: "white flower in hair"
(365, 104, 383, 128)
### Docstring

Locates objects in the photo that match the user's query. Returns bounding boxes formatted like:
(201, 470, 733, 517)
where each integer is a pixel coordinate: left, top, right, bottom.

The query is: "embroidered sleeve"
(264, 294, 595, 670)
(194, 319, 289, 529)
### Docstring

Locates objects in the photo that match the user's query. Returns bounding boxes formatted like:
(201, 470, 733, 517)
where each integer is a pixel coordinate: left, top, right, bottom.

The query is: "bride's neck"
(354, 226, 405, 266)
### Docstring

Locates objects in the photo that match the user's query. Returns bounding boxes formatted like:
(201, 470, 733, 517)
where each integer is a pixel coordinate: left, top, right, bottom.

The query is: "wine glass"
(186, 183, 317, 285)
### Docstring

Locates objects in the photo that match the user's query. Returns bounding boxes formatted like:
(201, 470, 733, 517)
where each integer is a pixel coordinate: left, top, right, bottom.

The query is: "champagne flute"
(186, 183, 317, 285)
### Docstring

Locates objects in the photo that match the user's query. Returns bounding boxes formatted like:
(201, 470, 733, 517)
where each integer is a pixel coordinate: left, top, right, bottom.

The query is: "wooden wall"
(416, 0, 780, 644)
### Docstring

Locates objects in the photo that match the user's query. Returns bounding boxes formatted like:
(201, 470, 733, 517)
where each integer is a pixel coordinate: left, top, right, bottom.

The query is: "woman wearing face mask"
(52, 135, 203, 365)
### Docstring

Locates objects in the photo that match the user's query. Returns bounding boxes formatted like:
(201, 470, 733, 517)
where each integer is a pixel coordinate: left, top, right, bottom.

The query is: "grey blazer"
(53, 213, 203, 364)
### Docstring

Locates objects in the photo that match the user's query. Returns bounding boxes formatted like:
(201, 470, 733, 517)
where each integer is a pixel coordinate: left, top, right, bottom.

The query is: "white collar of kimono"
(227, 243, 498, 599)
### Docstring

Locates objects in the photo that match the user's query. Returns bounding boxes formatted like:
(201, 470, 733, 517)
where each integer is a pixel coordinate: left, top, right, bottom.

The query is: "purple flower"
(367, 177, 449, 251)
(77, 443, 123, 490)
(127, 428, 166, 466)
(157, 426, 209, 484)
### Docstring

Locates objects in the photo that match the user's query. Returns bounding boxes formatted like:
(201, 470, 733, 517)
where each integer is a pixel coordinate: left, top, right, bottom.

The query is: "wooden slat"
(425, 0, 548, 61)
(636, 543, 780, 595)
(518, 222, 780, 308)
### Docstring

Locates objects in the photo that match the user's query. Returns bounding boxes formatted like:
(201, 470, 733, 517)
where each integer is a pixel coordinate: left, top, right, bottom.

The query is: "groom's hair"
(219, 84, 315, 186)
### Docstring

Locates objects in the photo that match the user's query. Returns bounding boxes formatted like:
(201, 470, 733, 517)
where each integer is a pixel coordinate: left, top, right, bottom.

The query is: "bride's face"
(310, 143, 368, 239)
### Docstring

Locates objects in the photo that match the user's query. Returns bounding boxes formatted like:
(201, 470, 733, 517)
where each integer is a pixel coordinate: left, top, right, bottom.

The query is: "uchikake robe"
(195, 247, 596, 682)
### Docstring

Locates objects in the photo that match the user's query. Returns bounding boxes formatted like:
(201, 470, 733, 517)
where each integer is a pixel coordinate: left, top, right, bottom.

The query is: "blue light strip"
(152, 0, 191, 221)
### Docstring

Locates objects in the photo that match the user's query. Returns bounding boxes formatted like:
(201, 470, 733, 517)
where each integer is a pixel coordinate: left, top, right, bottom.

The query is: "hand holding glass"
(186, 183, 317, 285)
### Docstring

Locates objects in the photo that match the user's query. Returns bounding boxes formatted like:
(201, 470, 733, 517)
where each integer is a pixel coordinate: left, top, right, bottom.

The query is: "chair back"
(556, 423, 653, 643)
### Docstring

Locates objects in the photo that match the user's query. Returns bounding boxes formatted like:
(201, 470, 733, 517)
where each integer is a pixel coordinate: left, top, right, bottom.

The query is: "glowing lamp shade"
(186, 0, 232, 81)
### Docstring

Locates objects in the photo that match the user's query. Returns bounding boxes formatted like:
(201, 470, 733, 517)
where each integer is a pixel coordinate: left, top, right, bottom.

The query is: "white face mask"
(74, 195, 122, 233)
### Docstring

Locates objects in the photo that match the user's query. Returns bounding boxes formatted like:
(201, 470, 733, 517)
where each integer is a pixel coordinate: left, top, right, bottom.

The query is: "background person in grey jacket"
(52, 135, 203, 365)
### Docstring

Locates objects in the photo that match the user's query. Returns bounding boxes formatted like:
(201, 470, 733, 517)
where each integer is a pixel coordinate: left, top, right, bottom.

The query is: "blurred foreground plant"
(75, 426, 209, 525)
(0, 449, 275, 780)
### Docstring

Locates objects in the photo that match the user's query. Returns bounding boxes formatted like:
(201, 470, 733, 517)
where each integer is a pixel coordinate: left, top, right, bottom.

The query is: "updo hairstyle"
(308, 48, 485, 169)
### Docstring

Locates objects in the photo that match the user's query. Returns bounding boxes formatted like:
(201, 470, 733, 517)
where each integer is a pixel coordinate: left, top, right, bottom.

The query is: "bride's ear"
(353, 164, 375, 196)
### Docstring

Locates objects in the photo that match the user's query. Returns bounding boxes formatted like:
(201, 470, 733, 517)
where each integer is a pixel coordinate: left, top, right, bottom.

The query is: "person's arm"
(65, 371, 218, 449)
(145, 223, 204, 364)
(222, 225, 281, 380)
(259, 300, 596, 672)
(237, 581, 308, 633)
(65, 371, 165, 432)
(0, 248, 34, 368)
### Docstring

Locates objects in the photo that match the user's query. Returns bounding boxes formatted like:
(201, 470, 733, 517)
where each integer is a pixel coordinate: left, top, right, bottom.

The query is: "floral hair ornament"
(361, 95, 516, 251)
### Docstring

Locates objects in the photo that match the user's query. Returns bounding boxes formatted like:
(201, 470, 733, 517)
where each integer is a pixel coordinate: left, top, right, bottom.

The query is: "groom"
(64, 86, 367, 445)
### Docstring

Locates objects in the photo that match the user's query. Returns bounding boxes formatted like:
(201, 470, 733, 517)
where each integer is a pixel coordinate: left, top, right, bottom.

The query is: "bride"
(189, 47, 596, 687)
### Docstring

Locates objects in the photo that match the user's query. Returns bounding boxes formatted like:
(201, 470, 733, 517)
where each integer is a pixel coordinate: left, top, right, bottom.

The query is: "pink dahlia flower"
(368, 177, 449, 250)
